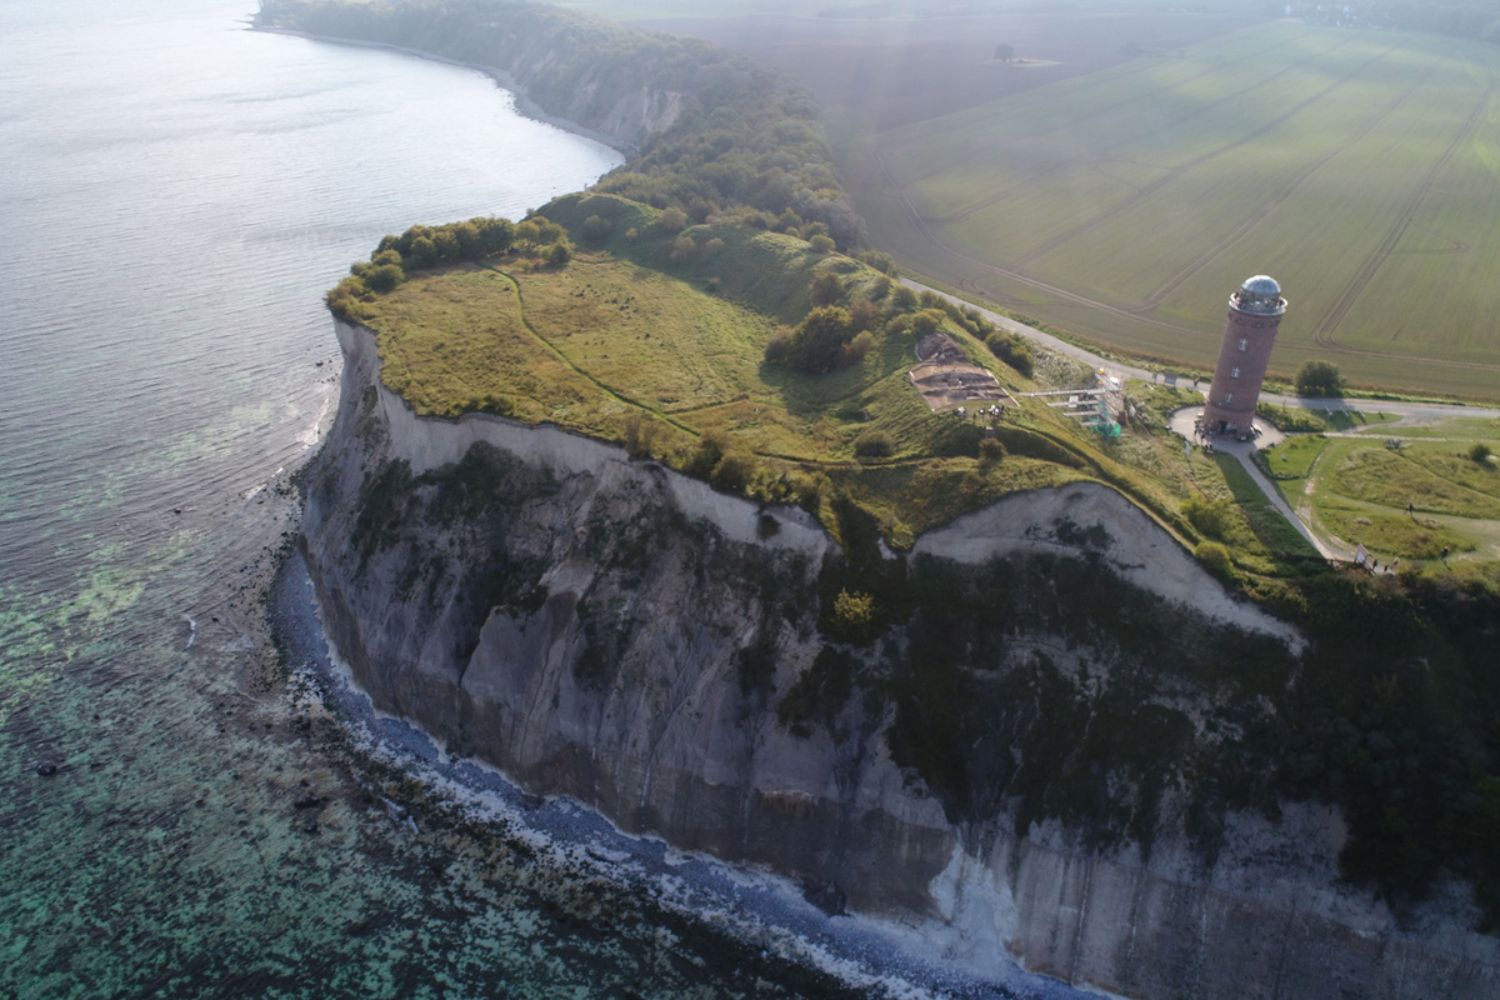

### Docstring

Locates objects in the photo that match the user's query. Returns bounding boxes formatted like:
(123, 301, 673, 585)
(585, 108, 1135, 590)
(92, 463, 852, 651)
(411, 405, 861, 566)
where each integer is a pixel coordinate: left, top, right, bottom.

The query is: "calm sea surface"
(0, 2, 878, 995)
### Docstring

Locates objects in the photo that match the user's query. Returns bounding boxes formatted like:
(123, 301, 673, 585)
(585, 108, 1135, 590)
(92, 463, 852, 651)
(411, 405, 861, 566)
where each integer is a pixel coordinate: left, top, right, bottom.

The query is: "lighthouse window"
(1225, 392, 1234, 404)
(1231, 366, 1241, 378)
(1238, 338, 1248, 351)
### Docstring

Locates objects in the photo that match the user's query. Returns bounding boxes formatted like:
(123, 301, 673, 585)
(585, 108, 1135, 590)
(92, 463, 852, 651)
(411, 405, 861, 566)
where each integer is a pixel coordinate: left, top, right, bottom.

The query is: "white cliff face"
(301, 318, 1499, 999)
(914, 484, 1304, 652)
(337, 318, 829, 556)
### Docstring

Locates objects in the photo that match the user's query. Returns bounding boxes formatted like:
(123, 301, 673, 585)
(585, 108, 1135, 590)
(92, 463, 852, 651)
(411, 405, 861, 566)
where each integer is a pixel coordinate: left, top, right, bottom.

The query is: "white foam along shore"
(271, 548, 1088, 1000)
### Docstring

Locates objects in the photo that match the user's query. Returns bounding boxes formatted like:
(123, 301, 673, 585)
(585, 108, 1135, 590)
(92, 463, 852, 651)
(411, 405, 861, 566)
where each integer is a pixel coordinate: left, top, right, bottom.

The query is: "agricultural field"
(1258, 412, 1500, 570)
(853, 21, 1500, 401)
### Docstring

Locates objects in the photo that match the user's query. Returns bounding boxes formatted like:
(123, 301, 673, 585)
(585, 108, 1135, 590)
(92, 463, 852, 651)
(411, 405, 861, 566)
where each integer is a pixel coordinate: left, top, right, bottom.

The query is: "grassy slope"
(855, 21, 1500, 401)
(1256, 411, 1500, 571)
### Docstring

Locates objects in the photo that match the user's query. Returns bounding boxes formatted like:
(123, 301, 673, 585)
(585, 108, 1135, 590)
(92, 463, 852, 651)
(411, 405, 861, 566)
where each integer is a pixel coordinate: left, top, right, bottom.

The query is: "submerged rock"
(800, 877, 846, 918)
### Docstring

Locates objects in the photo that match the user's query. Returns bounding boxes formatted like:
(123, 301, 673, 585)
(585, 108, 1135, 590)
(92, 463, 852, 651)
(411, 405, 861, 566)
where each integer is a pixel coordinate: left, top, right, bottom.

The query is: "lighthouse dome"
(1232, 274, 1286, 315)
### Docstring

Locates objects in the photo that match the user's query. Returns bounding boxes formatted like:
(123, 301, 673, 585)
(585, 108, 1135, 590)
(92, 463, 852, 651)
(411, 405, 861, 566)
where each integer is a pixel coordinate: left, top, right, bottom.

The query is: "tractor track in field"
(1012, 44, 1397, 269)
(1128, 65, 1436, 315)
(876, 54, 1500, 382)
(897, 39, 1278, 194)
(918, 37, 1356, 227)
(1312, 83, 1495, 351)
(876, 147, 1203, 340)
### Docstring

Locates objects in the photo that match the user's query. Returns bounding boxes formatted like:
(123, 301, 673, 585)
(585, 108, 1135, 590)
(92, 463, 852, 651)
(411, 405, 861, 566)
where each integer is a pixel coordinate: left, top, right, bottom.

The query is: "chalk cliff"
(301, 317, 1499, 998)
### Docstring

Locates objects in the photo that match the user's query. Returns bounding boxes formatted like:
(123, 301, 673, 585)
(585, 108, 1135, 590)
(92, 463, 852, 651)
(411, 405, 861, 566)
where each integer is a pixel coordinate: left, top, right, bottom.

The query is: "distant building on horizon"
(1203, 275, 1285, 436)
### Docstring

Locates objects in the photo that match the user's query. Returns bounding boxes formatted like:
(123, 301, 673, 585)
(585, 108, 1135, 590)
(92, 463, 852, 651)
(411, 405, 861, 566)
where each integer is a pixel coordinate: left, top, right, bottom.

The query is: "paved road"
(903, 278, 1500, 421)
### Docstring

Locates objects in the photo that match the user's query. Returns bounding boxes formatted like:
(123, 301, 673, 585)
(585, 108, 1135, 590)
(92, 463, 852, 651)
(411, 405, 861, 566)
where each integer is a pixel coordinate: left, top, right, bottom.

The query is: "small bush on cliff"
(1183, 496, 1234, 540)
(363, 262, 404, 293)
(826, 589, 878, 645)
(1195, 540, 1235, 581)
(621, 413, 661, 460)
(853, 429, 894, 460)
(709, 452, 756, 494)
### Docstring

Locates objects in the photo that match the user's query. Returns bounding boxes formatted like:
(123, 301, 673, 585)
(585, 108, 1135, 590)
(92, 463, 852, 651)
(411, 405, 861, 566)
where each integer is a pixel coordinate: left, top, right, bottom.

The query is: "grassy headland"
(334, 192, 1126, 546)
(274, 0, 1500, 930)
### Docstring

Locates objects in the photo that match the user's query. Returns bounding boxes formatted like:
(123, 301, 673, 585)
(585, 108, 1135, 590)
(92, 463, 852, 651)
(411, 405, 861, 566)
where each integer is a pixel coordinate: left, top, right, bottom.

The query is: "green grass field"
(1257, 413, 1500, 568)
(854, 21, 1500, 400)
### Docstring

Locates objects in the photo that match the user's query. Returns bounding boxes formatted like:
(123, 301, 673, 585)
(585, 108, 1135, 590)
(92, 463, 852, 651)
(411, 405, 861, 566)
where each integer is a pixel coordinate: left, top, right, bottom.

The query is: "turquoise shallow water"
(0, 2, 871, 994)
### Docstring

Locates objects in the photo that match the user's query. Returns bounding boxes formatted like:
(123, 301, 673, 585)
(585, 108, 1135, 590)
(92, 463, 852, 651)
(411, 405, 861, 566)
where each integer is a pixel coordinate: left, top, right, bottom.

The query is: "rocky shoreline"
(268, 545, 1082, 999)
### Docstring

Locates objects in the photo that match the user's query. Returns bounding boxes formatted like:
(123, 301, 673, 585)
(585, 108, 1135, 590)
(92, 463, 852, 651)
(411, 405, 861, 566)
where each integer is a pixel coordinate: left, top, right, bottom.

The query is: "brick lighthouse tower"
(1203, 275, 1285, 436)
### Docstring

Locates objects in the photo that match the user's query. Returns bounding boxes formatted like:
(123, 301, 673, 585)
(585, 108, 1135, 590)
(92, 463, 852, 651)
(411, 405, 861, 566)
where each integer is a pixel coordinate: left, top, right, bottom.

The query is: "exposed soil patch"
(909, 332, 1009, 411)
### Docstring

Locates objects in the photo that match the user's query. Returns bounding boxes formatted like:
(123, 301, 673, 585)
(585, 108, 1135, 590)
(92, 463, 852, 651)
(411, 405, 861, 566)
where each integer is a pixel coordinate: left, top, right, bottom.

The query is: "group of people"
(1188, 419, 1218, 454)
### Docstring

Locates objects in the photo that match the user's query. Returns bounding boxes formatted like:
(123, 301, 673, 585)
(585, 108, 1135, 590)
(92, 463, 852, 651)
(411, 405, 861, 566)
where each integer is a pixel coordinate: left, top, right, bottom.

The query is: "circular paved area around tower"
(1168, 406, 1342, 560)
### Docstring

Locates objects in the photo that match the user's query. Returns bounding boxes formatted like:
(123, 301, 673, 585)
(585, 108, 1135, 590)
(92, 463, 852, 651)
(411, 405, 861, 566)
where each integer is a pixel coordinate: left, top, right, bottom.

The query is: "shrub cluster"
(1182, 496, 1234, 540)
(985, 330, 1035, 378)
(326, 215, 572, 321)
(1194, 540, 1235, 580)
(1296, 359, 1344, 398)
(853, 429, 894, 459)
(764, 306, 871, 374)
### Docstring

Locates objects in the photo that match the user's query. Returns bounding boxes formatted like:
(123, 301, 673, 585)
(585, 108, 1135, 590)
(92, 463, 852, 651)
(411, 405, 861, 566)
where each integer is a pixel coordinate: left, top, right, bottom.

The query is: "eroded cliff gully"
(300, 318, 1499, 998)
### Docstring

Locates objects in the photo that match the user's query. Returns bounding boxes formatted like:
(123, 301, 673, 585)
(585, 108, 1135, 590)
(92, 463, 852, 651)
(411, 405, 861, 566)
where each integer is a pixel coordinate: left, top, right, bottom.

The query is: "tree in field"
(994, 43, 1015, 63)
(1296, 360, 1343, 397)
(406, 236, 438, 270)
(514, 220, 541, 249)
(472, 217, 514, 257)
(785, 306, 856, 374)
(451, 221, 482, 259)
